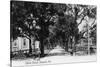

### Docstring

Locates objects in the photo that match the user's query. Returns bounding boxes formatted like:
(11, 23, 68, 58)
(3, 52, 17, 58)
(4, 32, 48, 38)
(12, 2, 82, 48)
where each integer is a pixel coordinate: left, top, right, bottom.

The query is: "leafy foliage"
(11, 1, 96, 56)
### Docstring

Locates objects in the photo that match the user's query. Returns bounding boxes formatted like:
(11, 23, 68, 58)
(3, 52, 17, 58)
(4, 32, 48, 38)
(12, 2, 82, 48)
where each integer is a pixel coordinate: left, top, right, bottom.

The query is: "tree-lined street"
(10, 1, 97, 61)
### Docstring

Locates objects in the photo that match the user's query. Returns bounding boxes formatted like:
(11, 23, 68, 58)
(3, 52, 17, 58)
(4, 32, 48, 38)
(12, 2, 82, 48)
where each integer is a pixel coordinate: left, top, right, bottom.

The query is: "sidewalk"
(12, 45, 97, 67)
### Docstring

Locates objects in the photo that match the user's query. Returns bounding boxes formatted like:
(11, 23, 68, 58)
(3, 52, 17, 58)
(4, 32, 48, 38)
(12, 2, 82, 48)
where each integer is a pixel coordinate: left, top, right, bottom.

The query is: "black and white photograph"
(10, 0, 97, 67)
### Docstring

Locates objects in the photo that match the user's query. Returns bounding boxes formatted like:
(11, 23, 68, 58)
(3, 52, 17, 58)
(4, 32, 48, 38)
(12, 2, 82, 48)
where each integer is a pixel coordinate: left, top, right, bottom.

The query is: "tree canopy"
(11, 1, 97, 56)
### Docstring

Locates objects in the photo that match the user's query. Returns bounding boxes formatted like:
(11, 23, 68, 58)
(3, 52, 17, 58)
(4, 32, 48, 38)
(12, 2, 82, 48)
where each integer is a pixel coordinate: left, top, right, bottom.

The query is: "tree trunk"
(40, 39, 44, 57)
(29, 39, 32, 54)
(72, 36, 76, 55)
(70, 36, 73, 55)
(33, 37, 35, 52)
(65, 39, 68, 52)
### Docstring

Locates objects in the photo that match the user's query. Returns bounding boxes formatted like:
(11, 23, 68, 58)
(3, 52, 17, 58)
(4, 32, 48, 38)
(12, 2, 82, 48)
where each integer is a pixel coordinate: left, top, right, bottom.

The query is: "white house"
(11, 37, 40, 53)
(11, 37, 29, 52)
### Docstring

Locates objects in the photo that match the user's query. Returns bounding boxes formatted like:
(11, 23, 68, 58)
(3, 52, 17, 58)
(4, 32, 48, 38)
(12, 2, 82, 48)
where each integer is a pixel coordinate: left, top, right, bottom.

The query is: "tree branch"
(78, 15, 86, 26)
(91, 18, 96, 27)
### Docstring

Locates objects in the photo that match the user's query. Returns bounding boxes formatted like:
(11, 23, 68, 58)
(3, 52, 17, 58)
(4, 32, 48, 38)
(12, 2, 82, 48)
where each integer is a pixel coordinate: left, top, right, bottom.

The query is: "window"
(23, 39, 26, 46)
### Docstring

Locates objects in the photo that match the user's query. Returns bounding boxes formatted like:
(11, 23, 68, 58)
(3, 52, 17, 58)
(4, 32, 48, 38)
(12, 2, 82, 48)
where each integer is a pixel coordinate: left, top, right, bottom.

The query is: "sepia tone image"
(10, 0, 97, 67)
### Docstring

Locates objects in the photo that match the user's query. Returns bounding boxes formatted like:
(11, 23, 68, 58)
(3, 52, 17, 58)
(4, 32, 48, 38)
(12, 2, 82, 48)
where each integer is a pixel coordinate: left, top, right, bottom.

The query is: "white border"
(0, 0, 100, 67)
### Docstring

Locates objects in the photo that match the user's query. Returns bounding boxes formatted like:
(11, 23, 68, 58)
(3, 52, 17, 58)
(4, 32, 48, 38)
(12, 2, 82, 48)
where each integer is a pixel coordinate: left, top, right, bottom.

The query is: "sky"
(78, 16, 96, 32)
